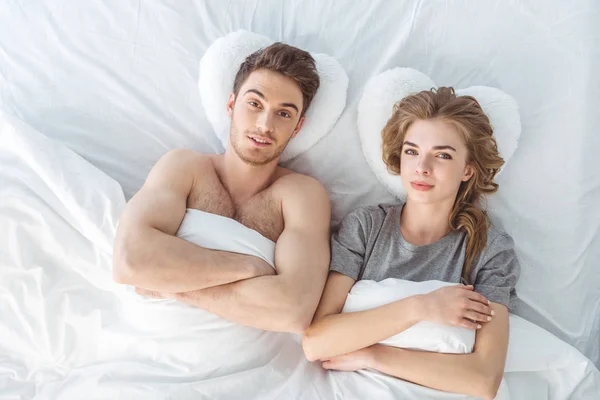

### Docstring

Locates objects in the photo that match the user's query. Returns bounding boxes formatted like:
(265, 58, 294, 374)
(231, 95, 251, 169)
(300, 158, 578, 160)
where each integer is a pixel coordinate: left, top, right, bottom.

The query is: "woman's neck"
(400, 198, 454, 246)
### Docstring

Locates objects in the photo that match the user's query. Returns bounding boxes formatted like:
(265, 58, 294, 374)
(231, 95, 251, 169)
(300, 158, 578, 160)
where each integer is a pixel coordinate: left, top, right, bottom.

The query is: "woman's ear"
(462, 164, 475, 182)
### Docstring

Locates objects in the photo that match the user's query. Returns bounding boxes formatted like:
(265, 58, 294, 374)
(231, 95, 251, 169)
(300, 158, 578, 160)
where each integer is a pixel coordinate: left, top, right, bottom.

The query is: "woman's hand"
(422, 285, 494, 329)
(321, 346, 375, 371)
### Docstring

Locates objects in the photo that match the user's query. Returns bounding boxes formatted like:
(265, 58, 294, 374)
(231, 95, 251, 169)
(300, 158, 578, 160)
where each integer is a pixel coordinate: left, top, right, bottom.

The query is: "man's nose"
(256, 111, 274, 134)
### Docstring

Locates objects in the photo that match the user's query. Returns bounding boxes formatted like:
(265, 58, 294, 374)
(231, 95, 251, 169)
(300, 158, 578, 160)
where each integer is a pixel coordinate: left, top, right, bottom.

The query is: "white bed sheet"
(0, 0, 599, 395)
(1, 111, 599, 399)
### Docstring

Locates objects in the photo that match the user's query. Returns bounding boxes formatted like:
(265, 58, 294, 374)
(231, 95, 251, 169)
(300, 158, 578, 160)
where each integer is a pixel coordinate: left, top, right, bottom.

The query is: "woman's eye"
(437, 153, 452, 160)
(404, 149, 417, 155)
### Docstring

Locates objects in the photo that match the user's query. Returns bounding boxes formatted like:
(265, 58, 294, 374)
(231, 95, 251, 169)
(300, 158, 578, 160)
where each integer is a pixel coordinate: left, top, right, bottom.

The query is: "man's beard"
(230, 124, 291, 166)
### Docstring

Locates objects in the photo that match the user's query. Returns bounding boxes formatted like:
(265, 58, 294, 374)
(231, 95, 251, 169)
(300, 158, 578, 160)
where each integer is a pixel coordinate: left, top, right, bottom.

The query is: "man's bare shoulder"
(272, 170, 330, 218)
(152, 149, 219, 179)
(157, 148, 215, 168)
(273, 169, 327, 196)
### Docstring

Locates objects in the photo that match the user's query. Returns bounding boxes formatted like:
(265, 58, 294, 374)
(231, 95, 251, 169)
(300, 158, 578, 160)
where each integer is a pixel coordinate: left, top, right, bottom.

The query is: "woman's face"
(400, 119, 474, 205)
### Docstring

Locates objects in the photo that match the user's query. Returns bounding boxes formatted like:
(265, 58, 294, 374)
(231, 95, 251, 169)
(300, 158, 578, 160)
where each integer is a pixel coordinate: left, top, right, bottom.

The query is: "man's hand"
(134, 287, 176, 300)
(321, 347, 375, 371)
(422, 285, 493, 329)
(250, 256, 277, 277)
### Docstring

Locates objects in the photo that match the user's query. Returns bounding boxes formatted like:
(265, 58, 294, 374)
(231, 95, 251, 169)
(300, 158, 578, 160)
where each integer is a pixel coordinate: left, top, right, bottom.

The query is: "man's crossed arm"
(113, 150, 331, 333)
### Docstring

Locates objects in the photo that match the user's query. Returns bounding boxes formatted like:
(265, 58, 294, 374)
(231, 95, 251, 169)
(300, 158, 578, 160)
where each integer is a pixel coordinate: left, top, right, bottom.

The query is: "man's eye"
(248, 101, 259, 107)
(279, 111, 291, 118)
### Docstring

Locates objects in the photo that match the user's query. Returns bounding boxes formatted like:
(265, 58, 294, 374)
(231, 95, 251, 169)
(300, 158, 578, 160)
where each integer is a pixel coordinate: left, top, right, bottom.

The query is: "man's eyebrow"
(244, 88, 265, 99)
(280, 102, 299, 113)
(244, 89, 299, 113)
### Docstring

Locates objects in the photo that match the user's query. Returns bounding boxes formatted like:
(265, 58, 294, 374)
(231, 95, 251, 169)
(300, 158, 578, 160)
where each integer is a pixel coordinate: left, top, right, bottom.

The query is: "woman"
(302, 87, 520, 400)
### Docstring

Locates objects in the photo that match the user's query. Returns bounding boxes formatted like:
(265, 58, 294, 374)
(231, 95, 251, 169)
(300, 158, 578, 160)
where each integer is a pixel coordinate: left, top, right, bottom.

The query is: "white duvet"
(1, 113, 599, 399)
(1, 1, 599, 398)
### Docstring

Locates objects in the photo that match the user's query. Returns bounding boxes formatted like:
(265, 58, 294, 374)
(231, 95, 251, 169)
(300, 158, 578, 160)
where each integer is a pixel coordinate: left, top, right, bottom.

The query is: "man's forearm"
(302, 296, 422, 362)
(175, 230, 329, 334)
(114, 227, 270, 292)
(176, 275, 306, 333)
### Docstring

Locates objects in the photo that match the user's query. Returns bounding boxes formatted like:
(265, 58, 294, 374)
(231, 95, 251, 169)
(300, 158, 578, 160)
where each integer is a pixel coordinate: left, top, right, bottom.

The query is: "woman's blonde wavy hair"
(381, 87, 505, 281)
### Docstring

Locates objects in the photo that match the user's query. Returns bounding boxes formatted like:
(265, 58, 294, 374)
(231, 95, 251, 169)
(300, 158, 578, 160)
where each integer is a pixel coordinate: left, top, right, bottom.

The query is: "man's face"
(227, 69, 305, 166)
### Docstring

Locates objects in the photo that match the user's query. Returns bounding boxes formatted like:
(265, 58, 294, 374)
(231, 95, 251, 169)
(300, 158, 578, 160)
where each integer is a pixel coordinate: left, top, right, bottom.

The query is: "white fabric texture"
(2, 111, 599, 399)
(358, 67, 521, 200)
(178, 208, 276, 267)
(0, 112, 125, 293)
(198, 30, 349, 162)
(1, 1, 599, 398)
(342, 279, 476, 354)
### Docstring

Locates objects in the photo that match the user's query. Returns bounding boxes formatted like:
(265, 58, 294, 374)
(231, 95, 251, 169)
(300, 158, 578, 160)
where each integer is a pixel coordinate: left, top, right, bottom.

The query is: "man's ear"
(462, 164, 475, 182)
(291, 116, 305, 138)
(226, 93, 235, 117)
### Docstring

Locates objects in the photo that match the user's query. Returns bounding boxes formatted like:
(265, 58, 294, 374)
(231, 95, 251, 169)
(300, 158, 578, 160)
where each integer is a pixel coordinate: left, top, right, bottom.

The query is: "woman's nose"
(415, 156, 432, 175)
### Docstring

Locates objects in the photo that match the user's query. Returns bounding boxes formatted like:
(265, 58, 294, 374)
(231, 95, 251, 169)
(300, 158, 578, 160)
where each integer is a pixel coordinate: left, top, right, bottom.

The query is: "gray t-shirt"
(330, 203, 520, 310)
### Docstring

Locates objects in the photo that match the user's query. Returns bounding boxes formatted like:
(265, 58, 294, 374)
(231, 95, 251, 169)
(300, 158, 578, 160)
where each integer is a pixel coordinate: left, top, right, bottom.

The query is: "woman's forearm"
(368, 345, 499, 400)
(367, 305, 509, 400)
(302, 295, 424, 361)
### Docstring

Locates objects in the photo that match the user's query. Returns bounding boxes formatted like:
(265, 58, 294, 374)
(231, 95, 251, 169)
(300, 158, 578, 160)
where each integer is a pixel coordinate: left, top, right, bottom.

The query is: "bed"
(1, 1, 599, 399)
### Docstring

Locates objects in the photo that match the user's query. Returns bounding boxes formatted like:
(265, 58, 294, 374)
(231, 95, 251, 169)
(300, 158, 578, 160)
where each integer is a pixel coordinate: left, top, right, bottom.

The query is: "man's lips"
(247, 135, 273, 146)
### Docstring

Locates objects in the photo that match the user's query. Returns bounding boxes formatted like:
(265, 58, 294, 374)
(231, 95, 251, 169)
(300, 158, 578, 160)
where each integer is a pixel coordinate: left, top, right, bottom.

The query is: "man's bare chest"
(186, 177, 283, 242)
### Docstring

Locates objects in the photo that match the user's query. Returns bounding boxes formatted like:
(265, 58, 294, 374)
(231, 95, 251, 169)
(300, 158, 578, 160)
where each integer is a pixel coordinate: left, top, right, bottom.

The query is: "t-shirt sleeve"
(470, 233, 521, 311)
(329, 208, 372, 281)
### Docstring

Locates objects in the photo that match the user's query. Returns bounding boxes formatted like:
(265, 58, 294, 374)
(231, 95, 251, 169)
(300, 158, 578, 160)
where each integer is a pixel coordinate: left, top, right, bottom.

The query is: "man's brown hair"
(232, 42, 320, 116)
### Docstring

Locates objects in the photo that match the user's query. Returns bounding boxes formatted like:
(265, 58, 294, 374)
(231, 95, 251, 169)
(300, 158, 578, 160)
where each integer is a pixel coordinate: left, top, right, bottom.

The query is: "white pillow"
(342, 278, 475, 353)
(198, 30, 348, 162)
(342, 278, 600, 398)
(357, 67, 521, 200)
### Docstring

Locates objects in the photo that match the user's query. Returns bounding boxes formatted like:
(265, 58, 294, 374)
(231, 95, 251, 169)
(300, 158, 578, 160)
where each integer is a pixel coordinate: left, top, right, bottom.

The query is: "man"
(112, 43, 331, 334)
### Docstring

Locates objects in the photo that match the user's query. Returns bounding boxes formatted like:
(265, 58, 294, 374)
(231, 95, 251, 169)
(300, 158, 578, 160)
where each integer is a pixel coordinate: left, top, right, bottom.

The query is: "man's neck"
(217, 147, 279, 205)
(400, 198, 454, 246)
